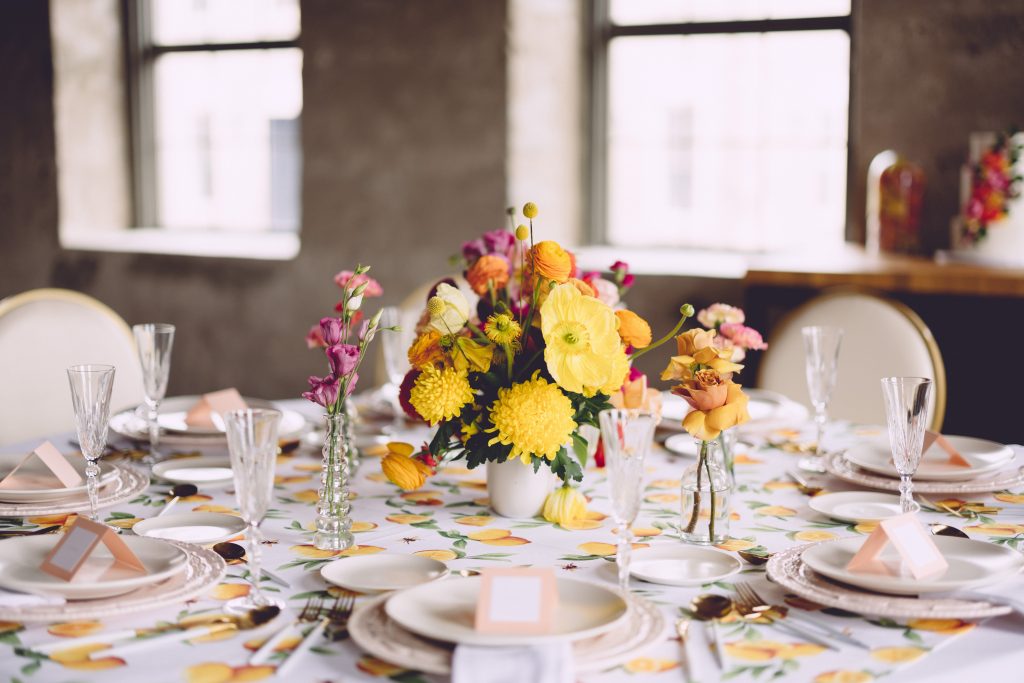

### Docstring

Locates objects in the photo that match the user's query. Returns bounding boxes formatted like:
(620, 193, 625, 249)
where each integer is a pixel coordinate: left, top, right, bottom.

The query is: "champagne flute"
(378, 306, 406, 430)
(881, 377, 933, 514)
(599, 409, 657, 595)
(800, 326, 843, 472)
(132, 323, 175, 460)
(67, 364, 115, 520)
(224, 408, 283, 614)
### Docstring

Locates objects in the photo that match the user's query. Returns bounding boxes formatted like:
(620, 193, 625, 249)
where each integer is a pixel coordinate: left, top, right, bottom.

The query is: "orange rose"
(568, 278, 596, 298)
(407, 330, 445, 368)
(466, 254, 510, 295)
(677, 379, 750, 441)
(531, 241, 572, 283)
(674, 369, 729, 412)
(662, 328, 743, 382)
(615, 309, 652, 348)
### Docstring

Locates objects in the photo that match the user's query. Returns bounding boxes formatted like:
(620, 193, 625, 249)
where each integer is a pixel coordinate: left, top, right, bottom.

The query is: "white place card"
(185, 388, 247, 429)
(0, 441, 82, 490)
(40, 517, 147, 582)
(846, 512, 948, 579)
(475, 567, 557, 635)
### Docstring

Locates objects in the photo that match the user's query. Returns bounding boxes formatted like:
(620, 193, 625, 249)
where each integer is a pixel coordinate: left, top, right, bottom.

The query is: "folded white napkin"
(452, 642, 574, 683)
(0, 587, 65, 608)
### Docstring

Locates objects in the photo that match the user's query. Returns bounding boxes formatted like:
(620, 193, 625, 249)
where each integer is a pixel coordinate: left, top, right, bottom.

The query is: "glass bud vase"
(342, 399, 361, 474)
(314, 413, 354, 551)
(680, 437, 732, 545)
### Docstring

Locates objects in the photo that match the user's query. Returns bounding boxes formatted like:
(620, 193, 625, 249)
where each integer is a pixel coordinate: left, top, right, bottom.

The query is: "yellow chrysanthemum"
(409, 365, 474, 425)
(540, 284, 623, 395)
(484, 313, 522, 347)
(487, 372, 577, 463)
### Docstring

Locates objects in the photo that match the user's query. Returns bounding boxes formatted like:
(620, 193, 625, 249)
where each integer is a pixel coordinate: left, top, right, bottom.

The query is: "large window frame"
(587, 0, 854, 247)
(123, 0, 301, 230)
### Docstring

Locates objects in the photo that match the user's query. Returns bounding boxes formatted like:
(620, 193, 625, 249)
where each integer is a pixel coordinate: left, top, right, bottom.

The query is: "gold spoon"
(930, 523, 969, 538)
(690, 594, 731, 667)
(737, 550, 773, 566)
(786, 470, 823, 496)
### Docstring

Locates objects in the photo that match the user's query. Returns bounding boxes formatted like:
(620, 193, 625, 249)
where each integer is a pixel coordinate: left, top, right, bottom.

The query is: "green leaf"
(571, 432, 589, 470)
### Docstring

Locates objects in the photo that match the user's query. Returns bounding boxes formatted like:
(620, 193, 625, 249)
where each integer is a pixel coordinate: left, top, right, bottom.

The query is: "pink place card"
(185, 388, 247, 429)
(846, 512, 948, 579)
(475, 568, 558, 635)
(40, 517, 147, 582)
(924, 431, 971, 467)
(0, 441, 82, 490)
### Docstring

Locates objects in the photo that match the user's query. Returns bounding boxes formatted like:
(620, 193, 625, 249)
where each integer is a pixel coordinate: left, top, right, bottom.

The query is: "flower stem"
(630, 304, 694, 361)
(684, 440, 707, 534)
(705, 445, 716, 541)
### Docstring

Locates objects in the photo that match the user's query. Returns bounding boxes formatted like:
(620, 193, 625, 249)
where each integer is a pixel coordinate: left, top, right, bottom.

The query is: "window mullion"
(124, 0, 158, 227)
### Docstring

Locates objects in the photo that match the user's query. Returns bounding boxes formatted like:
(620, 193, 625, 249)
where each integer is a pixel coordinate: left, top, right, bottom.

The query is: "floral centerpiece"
(962, 130, 1023, 245)
(381, 203, 690, 522)
(303, 265, 391, 550)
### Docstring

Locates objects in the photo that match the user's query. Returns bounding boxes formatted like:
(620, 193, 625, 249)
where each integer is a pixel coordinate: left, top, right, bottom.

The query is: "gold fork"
(733, 583, 838, 651)
(325, 594, 356, 641)
(249, 596, 323, 666)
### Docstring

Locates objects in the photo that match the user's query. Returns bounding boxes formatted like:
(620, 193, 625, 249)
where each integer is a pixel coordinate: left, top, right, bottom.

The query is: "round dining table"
(0, 397, 1021, 683)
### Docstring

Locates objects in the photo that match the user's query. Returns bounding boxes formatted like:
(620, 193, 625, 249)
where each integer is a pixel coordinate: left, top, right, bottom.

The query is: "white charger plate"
(845, 434, 1014, 481)
(0, 453, 118, 503)
(111, 397, 308, 445)
(321, 554, 448, 593)
(152, 456, 234, 489)
(132, 512, 245, 545)
(0, 534, 189, 600)
(801, 535, 1024, 596)
(629, 544, 741, 586)
(385, 576, 628, 646)
(808, 491, 910, 523)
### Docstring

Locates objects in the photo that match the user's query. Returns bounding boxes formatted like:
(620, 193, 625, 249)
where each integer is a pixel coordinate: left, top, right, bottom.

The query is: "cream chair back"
(0, 289, 144, 446)
(758, 291, 945, 431)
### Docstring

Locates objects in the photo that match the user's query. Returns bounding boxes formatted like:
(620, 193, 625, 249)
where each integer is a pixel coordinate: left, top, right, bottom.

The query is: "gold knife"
(675, 617, 694, 681)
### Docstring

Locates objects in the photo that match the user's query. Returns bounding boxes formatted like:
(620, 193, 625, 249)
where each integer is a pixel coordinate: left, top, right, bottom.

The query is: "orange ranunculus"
(568, 277, 596, 298)
(615, 309, 652, 348)
(678, 379, 750, 441)
(662, 328, 743, 381)
(466, 254, 510, 295)
(531, 241, 572, 283)
(407, 330, 445, 368)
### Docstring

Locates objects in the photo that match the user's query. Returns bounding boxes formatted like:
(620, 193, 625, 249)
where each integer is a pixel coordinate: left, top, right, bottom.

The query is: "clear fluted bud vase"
(314, 413, 354, 551)
(342, 399, 361, 474)
(680, 438, 732, 545)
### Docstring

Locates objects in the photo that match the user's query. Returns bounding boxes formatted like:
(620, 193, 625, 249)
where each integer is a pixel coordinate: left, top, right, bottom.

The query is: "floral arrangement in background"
(381, 202, 691, 526)
(962, 130, 1023, 245)
(303, 266, 388, 413)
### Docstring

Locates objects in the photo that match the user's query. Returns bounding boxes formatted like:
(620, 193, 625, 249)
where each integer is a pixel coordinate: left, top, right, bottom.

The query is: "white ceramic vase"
(486, 458, 556, 519)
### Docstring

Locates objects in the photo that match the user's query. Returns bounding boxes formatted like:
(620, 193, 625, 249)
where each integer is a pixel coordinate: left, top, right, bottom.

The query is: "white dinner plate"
(152, 456, 234, 489)
(0, 534, 189, 600)
(385, 576, 629, 646)
(132, 512, 245, 545)
(629, 544, 742, 586)
(663, 434, 702, 457)
(808, 491, 910, 523)
(111, 397, 308, 444)
(321, 554, 448, 593)
(845, 434, 1014, 481)
(801, 535, 1024, 595)
(0, 453, 118, 503)
(661, 389, 806, 430)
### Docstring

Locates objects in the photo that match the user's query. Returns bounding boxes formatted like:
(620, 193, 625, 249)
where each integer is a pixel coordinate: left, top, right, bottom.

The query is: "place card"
(846, 512, 948, 579)
(475, 568, 557, 635)
(0, 441, 82, 490)
(185, 388, 247, 429)
(40, 517, 147, 581)
(924, 431, 971, 467)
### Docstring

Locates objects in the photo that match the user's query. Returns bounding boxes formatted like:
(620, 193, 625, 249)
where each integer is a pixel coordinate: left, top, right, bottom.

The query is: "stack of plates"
(0, 460, 148, 518)
(348, 575, 666, 674)
(767, 538, 1023, 619)
(109, 396, 308, 447)
(826, 432, 1024, 494)
(0, 453, 118, 504)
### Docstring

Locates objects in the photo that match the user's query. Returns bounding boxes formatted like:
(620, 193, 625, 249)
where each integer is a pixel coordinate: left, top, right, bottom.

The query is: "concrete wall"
(0, 0, 507, 400)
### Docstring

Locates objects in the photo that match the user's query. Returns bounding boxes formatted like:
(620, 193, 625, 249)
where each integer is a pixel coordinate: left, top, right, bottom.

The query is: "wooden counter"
(744, 245, 1024, 298)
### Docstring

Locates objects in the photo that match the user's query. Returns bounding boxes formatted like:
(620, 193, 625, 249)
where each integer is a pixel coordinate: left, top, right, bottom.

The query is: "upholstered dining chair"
(758, 290, 946, 431)
(0, 288, 144, 446)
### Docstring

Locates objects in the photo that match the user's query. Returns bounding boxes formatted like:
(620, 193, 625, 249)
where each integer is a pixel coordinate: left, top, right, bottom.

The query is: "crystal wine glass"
(881, 377, 933, 514)
(224, 408, 283, 614)
(599, 409, 657, 595)
(67, 364, 115, 520)
(132, 323, 175, 460)
(379, 306, 406, 430)
(800, 326, 843, 472)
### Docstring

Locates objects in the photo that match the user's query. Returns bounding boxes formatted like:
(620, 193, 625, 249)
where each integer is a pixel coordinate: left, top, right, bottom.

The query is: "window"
(593, 1, 851, 251)
(127, 0, 302, 233)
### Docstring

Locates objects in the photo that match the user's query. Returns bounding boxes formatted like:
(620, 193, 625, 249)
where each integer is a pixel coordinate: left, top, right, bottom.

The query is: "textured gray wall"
(0, 0, 507, 400)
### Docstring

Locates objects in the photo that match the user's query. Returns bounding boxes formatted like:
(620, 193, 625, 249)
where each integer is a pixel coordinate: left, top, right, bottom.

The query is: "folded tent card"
(0, 441, 82, 490)
(846, 512, 949, 579)
(184, 388, 248, 430)
(40, 516, 147, 582)
(923, 431, 971, 468)
(475, 568, 558, 635)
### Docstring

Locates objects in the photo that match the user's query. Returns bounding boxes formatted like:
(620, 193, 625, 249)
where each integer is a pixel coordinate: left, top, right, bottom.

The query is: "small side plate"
(808, 491, 910, 523)
(629, 544, 742, 586)
(132, 512, 246, 545)
(321, 554, 448, 593)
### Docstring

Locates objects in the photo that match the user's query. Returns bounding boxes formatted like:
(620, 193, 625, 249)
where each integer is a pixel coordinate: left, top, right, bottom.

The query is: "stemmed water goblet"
(132, 323, 175, 460)
(881, 377, 933, 514)
(224, 408, 283, 614)
(800, 326, 843, 472)
(599, 408, 657, 595)
(67, 364, 115, 520)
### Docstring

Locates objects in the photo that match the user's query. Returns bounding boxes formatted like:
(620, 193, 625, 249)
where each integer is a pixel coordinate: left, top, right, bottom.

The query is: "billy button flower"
(515, 224, 530, 241)
(522, 202, 539, 219)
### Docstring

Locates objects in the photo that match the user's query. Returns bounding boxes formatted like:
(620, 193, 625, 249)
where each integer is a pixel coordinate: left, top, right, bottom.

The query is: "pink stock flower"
(719, 322, 768, 351)
(326, 343, 360, 377)
(319, 317, 344, 346)
(333, 271, 383, 297)
(305, 324, 326, 349)
(303, 374, 340, 407)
